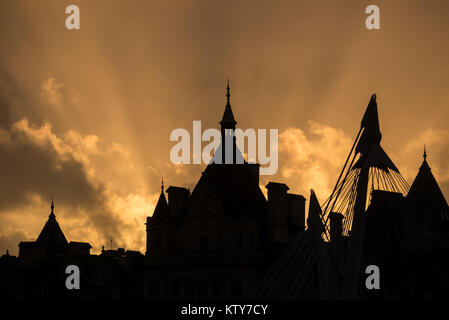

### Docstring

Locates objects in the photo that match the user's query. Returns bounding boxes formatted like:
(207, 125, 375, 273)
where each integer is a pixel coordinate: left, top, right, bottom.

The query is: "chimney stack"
(266, 182, 289, 245)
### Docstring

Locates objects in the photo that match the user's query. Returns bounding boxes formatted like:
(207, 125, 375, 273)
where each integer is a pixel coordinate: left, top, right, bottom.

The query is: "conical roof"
(406, 152, 449, 225)
(209, 139, 245, 165)
(191, 163, 266, 214)
(152, 185, 170, 220)
(36, 200, 68, 247)
(219, 81, 237, 127)
(220, 104, 236, 126)
(307, 189, 324, 233)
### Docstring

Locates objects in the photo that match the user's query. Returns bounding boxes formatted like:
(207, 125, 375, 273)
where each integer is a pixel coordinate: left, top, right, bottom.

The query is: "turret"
(219, 80, 237, 164)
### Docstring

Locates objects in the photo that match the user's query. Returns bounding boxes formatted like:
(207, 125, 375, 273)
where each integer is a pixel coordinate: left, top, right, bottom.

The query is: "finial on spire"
(226, 79, 230, 105)
(424, 144, 427, 161)
(161, 177, 164, 192)
(50, 196, 54, 216)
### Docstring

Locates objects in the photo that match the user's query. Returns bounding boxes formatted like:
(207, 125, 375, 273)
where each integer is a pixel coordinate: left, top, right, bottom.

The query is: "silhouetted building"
(0, 250, 20, 299)
(0, 200, 144, 300)
(15, 199, 91, 299)
(253, 94, 449, 300)
(357, 149, 449, 298)
(407, 148, 449, 244)
(144, 84, 306, 299)
(83, 247, 144, 300)
(2, 90, 449, 300)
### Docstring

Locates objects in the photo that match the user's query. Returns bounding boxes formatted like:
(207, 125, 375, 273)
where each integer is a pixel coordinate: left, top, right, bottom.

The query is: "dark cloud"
(0, 126, 131, 249)
(0, 71, 99, 212)
(0, 68, 16, 129)
(0, 131, 99, 211)
(0, 74, 131, 251)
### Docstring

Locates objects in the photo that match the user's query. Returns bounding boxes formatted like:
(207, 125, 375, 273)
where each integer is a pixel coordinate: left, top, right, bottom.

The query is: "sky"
(1, 0, 449, 255)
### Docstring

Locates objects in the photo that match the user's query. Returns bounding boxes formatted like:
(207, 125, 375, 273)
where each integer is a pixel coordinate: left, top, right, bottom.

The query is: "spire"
(37, 198, 68, 246)
(220, 79, 236, 129)
(307, 189, 324, 233)
(356, 93, 382, 156)
(420, 144, 430, 171)
(50, 196, 55, 218)
(226, 78, 230, 105)
(407, 149, 449, 224)
(152, 179, 170, 220)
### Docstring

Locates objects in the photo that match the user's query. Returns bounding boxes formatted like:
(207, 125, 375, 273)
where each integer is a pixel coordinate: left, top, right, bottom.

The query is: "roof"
(166, 186, 189, 194)
(406, 156, 449, 225)
(209, 140, 246, 165)
(68, 241, 92, 249)
(18, 241, 35, 248)
(266, 182, 290, 192)
(192, 83, 266, 216)
(306, 189, 324, 232)
(152, 189, 170, 221)
(219, 82, 237, 127)
(191, 163, 267, 217)
(36, 212, 68, 248)
(220, 103, 236, 126)
(287, 193, 306, 201)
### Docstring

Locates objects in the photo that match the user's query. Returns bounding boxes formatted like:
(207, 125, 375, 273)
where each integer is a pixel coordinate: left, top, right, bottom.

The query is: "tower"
(219, 80, 237, 164)
(407, 147, 449, 227)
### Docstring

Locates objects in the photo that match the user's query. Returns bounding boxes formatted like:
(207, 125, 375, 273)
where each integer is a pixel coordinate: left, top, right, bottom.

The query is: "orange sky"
(1, 0, 449, 255)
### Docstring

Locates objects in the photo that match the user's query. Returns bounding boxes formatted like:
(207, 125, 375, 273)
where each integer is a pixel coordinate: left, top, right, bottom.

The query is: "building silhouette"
(144, 83, 306, 299)
(253, 94, 449, 299)
(0, 89, 449, 300)
(0, 200, 144, 300)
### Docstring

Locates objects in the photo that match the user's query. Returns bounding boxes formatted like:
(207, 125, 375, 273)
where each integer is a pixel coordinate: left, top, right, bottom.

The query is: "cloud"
(0, 112, 159, 255)
(261, 121, 353, 203)
(0, 72, 165, 255)
(271, 123, 449, 210)
(40, 77, 64, 107)
(0, 229, 29, 256)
